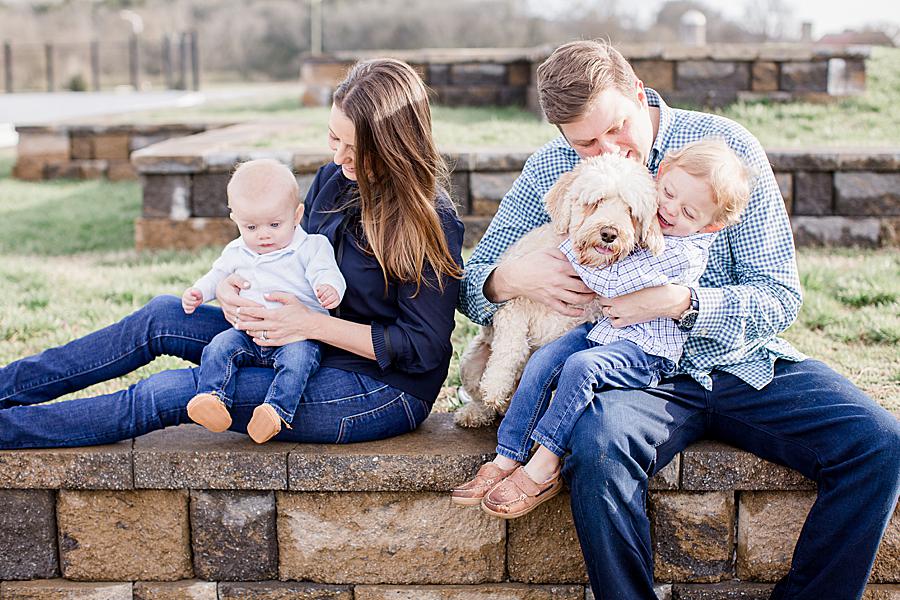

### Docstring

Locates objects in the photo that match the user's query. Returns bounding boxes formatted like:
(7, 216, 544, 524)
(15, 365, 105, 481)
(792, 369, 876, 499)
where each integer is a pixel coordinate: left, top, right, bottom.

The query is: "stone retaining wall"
(300, 44, 870, 109)
(1, 414, 897, 599)
(12, 123, 228, 182)
(131, 128, 900, 249)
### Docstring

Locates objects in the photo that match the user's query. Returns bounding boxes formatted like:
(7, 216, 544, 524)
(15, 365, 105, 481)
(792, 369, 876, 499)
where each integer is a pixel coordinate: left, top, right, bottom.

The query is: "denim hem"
(530, 431, 566, 458)
(264, 401, 294, 424)
(496, 444, 529, 463)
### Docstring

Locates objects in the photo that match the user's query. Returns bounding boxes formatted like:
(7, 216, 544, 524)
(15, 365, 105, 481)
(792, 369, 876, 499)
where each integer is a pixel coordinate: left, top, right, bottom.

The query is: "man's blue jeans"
(564, 359, 900, 600)
(0, 295, 430, 448)
(497, 324, 672, 462)
(198, 328, 321, 424)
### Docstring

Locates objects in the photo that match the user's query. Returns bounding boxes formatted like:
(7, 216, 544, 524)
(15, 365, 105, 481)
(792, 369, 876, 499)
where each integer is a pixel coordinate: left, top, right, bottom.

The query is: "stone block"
(134, 424, 290, 489)
(736, 491, 816, 581)
(471, 151, 531, 172)
(190, 490, 277, 581)
(17, 132, 70, 160)
(470, 172, 519, 216)
(507, 61, 531, 87)
(791, 216, 882, 247)
(134, 217, 238, 251)
(828, 57, 867, 95)
(70, 135, 93, 160)
(57, 489, 192, 581)
(434, 85, 502, 107)
(680, 441, 812, 491)
(300, 59, 353, 86)
(134, 580, 218, 600)
(780, 61, 829, 93)
(0, 442, 132, 489)
(650, 491, 735, 583)
(864, 585, 900, 600)
(92, 134, 131, 161)
(507, 493, 586, 584)
(277, 491, 505, 584)
(0, 490, 58, 579)
(834, 172, 900, 217)
(142, 174, 193, 219)
(107, 161, 138, 181)
(652, 455, 681, 490)
(130, 134, 173, 152)
(793, 171, 833, 216)
(288, 413, 494, 491)
(450, 171, 470, 214)
(12, 157, 48, 180)
(497, 86, 528, 107)
(675, 61, 751, 105)
(0, 580, 133, 599)
(751, 61, 779, 92)
(191, 172, 230, 217)
(428, 64, 451, 86)
(451, 63, 507, 86)
(672, 582, 774, 599)
(297, 173, 317, 204)
(218, 582, 353, 599)
(461, 216, 493, 249)
(292, 152, 334, 174)
(775, 172, 793, 213)
(43, 161, 88, 180)
(356, 584, 585, 599)
(871, 508, 900, 583)
(881, 218, 900, 247)
(632, 60, 676, 92)
(587, 584, 672, 600)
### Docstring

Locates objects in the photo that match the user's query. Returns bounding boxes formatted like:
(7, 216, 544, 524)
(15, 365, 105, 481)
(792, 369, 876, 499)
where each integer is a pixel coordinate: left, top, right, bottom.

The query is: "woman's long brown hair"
(332, 58, 462, 295)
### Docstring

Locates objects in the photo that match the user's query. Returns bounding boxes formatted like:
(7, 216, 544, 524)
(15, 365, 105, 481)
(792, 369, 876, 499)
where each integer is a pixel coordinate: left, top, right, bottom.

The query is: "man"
(458, 40, 900, 599)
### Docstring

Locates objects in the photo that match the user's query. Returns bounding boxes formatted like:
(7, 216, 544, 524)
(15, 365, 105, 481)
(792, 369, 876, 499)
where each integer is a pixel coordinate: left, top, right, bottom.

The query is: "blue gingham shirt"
(459, 88, 806, 390)
(560, 233, 714, 364)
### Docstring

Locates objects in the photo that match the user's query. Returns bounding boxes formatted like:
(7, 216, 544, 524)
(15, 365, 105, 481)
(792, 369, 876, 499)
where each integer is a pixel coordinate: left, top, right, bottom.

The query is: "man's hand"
(315, 284, 341, 310)
(599, 284, 691, 328)
(181, 288, 203, 314)
(486, 247, 595, 317)
(215, 274, 264, 326)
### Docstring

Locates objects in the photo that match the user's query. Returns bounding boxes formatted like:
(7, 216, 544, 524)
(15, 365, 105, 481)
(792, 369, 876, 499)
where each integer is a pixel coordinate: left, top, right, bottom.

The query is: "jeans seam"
(3, 332, 209, 402)
(304, 384, 390, 405)
(510, 360, 566, 460)
(335, 392, 404, 443)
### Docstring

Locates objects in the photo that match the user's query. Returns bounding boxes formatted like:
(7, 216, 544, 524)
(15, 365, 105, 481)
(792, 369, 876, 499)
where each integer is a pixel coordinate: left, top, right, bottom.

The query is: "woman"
(0, 58, 464, 448)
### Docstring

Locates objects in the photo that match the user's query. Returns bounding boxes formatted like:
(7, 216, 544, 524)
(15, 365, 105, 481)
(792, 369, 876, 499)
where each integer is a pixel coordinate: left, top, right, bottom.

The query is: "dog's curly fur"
(455, 154, 664, 428)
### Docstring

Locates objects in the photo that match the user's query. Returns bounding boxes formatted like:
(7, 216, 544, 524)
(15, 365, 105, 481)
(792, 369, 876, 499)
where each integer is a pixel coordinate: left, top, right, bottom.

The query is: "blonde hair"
(658, 139, 753, 227)
(536, 40, 638, 125)
(332, 58, 462, 295)
(227, 159, 299, 209)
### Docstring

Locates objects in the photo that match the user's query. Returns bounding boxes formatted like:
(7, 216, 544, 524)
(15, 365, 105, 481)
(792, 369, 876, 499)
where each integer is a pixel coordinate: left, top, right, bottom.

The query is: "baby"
(452, 138, 753, 517)
(182, 159, 346, 443)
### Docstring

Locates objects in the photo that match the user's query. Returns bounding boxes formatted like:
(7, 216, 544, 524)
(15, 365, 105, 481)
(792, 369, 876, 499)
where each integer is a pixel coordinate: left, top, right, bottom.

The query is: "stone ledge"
(0, 441, 132, 490)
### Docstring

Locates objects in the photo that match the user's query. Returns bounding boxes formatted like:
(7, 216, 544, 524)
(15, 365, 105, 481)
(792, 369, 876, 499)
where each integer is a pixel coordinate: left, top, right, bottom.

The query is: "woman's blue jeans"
(198, 328, 321, 424)
(0, 295, 430, 448)
(496, 324, 671, 462)
(564, 359, 900, 600)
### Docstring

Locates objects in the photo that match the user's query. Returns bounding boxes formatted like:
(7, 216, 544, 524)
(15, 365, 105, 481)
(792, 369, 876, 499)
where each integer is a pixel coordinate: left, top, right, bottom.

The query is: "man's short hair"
(536, 40, 638, 125)
(659, 139, 754, 228)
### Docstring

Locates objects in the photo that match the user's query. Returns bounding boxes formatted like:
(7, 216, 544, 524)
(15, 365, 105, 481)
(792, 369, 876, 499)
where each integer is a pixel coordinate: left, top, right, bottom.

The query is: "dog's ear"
(640, 211, 665, 256)
(543, 169, 579, 235)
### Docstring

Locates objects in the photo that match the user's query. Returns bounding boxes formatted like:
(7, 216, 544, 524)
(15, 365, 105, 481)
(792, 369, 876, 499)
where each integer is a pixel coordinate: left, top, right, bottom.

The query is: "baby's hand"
(316, 284, 340, 310)
(182, 287, 203, 314)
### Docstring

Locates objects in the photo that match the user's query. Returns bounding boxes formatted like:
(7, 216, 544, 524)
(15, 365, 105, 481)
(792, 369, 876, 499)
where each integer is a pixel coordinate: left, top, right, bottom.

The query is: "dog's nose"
(600, 228, 618, 244)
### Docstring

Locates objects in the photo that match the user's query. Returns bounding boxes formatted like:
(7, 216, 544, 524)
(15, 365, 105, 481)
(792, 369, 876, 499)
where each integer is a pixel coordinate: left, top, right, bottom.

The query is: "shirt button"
(701, 329, 709, 335)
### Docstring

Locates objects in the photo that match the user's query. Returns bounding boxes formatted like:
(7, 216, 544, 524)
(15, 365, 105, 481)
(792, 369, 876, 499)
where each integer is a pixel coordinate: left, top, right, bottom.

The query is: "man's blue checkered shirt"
(458, 88, 806, 390)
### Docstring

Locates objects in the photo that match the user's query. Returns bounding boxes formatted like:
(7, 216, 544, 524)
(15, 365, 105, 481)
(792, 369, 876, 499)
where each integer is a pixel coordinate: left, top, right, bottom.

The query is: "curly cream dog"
(456, 153, 664, 428)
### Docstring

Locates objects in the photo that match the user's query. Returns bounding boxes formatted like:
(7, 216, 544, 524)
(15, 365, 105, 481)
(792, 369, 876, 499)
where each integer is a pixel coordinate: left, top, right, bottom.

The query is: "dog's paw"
(453, 401, 498, 429)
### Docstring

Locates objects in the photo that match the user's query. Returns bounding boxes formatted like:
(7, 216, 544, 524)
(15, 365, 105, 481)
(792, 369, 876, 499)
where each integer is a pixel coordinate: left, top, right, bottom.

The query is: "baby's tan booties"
(247, 404, 286, 444)
(187, 393, 232, 433)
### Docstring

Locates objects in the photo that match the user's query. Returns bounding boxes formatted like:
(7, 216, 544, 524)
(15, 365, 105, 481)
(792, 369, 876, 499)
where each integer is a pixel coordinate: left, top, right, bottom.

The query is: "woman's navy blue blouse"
(300, 162, 464, 405)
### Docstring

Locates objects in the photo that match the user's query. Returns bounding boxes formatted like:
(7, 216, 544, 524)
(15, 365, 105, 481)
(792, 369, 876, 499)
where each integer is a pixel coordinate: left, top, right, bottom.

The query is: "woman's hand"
(235, 292, 325, 347)
(216, 274, 264, 326)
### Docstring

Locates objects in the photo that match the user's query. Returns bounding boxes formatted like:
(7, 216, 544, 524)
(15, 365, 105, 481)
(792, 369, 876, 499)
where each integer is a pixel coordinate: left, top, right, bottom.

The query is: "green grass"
(709, 47, 900, 148)
(116, 47, 900, 150)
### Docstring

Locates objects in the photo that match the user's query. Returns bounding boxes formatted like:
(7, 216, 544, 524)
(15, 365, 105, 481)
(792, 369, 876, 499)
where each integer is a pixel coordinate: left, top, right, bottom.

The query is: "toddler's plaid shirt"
(459, 88, 805, 390)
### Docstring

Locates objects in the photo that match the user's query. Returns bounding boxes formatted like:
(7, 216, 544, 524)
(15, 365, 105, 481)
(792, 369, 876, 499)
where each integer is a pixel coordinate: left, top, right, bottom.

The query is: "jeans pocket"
(336, 392, 418, 444)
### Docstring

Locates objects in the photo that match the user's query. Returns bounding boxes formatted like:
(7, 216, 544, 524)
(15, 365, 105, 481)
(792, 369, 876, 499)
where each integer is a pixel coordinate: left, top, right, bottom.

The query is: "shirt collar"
(237, 225, 308, 258)
(645, 87, 674, 175)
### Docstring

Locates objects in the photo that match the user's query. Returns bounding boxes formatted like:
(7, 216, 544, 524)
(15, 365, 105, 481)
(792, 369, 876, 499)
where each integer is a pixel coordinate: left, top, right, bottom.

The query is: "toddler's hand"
(316, 284, 340, 310)
(182, 288, 203, 314)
